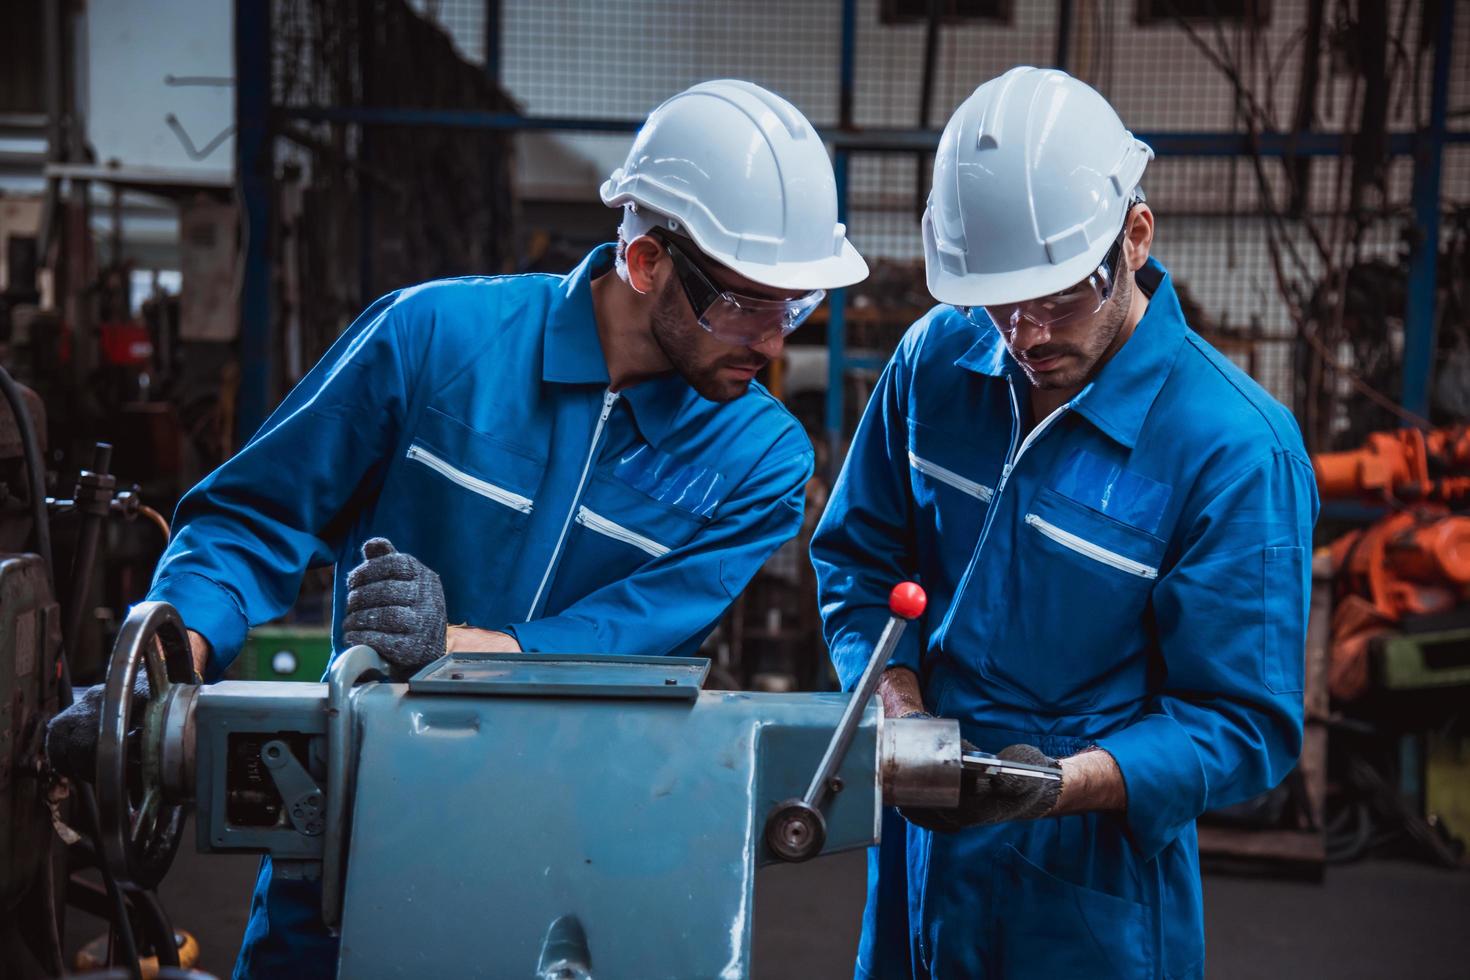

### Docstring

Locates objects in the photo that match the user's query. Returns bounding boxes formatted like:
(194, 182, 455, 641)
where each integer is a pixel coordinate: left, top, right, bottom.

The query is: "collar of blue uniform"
(953, 256, 1186, 449)
(618, 373, 693, 448)
(543, 243, 616, 385)
(544, 242, 697, 448)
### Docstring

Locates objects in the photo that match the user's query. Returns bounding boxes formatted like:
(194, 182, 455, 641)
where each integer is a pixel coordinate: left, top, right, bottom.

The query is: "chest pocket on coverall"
(398, 406, 544, 576)
(907, 419, 998, 591)
(997, 486, 1167, 712)
(545, 449, 721, 615)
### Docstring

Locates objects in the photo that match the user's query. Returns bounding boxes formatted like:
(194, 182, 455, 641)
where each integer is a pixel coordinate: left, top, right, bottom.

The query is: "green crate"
(231, 626, 334, 682)
(1377, 629, 1470, 691)
(1427, 733, 1470, 849)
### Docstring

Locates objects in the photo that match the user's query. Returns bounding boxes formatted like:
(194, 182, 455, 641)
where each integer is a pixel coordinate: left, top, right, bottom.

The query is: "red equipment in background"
(1314, 426, 1470, 506)
(1320, 426, 1470, 700)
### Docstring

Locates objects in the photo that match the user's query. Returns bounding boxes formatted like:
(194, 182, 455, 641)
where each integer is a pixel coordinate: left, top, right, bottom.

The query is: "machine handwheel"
(97, 601, 195, 890)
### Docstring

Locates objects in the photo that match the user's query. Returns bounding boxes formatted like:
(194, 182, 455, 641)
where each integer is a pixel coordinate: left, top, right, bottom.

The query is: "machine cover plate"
(407, 652, 709, 700)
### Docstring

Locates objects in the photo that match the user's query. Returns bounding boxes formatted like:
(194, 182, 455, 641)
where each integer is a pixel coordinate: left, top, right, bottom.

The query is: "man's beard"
(1016, 273, 1132, 391)
(650, 280, 766, 403)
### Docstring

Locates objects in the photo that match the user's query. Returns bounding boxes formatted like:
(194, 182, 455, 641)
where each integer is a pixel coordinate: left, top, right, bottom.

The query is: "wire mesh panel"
(849, 0, 1057, 128)
(837, 0, 1469, 448)
(270, 0, 517, 374)
(251, 0, 1466, 693)
(266, 0, 1467, 446)
(500, 1, 841, 123)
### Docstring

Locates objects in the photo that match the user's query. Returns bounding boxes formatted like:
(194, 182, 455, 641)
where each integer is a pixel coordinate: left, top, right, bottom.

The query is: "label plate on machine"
(407, 652, 710, 700)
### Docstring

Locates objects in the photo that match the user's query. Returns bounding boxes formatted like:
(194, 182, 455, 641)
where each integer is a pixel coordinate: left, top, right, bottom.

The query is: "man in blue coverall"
(812, 67, 1317, 978)
(47, 80, 868, 977)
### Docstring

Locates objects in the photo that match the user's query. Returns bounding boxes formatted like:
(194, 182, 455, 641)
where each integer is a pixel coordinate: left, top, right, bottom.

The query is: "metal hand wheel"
(97, 601, 196, 890)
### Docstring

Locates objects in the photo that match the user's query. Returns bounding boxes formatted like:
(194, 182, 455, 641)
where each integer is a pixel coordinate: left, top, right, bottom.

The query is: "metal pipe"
(138, 504, 172, 544)
(63, 442, 115, 668)
(276, 106, 1470, 155)
(37, 0, 63, 260)
(1401, 0, 1455, 420)
(915, 0, 942, 215)
(826, 149, 849, 485)
(826, 0, 858, 482)
(484, 0, 502, 87)
(235, 0, 274, 445)
(1054, 0, 1075, 71)
(839, 0, 856, 130)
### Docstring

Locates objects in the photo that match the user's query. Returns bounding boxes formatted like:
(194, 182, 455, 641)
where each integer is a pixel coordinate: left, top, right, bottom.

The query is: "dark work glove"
(342, 538, 447, 677)
(901, 743, 1064, 833)
(46, 674, 150, 783)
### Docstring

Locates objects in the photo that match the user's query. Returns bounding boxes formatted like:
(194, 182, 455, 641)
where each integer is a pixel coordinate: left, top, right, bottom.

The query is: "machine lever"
(261, 740, 325, 836)
(764, 582, 926, 862)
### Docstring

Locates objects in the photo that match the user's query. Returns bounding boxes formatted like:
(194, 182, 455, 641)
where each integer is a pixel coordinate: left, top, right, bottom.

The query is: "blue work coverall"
(812, 260, 1316, 979)
(146, 244, 814, 978)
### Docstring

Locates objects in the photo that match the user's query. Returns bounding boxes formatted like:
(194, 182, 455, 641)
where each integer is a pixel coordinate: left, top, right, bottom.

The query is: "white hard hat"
(601, 80, 869, 292)
(922, 66, 1153, 307)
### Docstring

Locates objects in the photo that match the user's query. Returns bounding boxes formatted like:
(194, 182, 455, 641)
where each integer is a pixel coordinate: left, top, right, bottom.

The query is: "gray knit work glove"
(901, 742, 1064, 833)
(45, 674, 150, 783)
(342, 538, 448, 677)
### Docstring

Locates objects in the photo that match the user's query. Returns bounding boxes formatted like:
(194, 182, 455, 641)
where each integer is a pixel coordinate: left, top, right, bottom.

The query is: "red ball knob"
(888, 582, 927, 620)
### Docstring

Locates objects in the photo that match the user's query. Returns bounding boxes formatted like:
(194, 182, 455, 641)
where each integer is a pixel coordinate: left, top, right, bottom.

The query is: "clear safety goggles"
(961, 220, 1129, 333)
(659, 233, 825, 347)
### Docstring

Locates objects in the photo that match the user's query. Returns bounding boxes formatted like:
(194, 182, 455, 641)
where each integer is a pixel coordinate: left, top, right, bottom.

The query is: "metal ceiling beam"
(276, 105, 1468, 157)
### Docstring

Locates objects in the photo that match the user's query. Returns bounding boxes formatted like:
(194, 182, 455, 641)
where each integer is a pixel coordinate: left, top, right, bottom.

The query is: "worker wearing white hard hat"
(599, 78, 868, 401)
(47, 78, 868, 978)
(814, 66, 1316, 978)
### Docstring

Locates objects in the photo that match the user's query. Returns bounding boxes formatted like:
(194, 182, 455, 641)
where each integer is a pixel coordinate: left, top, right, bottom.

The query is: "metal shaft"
(64, 442, 114, 665)
(802, 614, 907, 810)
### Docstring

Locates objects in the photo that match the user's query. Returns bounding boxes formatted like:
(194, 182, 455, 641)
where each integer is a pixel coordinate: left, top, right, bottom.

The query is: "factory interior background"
(1, 0, 1469, 977)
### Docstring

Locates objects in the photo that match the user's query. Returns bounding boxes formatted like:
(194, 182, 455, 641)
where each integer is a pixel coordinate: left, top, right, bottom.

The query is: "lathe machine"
(92, 583, 1057, 977)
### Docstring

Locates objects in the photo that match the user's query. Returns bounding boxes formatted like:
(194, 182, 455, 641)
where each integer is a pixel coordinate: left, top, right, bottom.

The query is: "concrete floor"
(63, 822, 1470, 978)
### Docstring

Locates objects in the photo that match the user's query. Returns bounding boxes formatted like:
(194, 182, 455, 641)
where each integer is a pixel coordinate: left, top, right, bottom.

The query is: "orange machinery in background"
(1316, 426, 1470, 700)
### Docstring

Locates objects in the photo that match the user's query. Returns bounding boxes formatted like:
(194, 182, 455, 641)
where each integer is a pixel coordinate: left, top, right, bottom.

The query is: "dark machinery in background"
(274, 0, 519, 377)
(0, 367, 190, 977)
(1310, 425, 1470, 868)
(1318, 424, 1470, 702)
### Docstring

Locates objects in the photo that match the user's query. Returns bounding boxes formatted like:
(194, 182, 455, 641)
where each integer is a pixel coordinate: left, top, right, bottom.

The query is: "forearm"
(187, 630, 211, 677)
(445, 626, 521, 653)
(877, 666, 925, 718)
(1052, 747, 1127, 816)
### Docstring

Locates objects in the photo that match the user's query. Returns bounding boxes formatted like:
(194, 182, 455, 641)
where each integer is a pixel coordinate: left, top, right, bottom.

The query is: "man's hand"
(342, 538, 448, 676)
(900, 743, 1128, 831)
(445, 626, 521, 654)
(901, 744, 1065, 832)
(46, 673, 157, 783)
(47, 639, 209, 783)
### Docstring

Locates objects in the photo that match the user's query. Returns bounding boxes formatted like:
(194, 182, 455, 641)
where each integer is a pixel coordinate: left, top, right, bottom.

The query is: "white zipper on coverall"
(1023, 513, 1158, 579)
(405, 444, 534, 514)
(918, 377, 1069, 965)
(575, 506, 670, 558)
(942, 378, 1072, 632)
(908, 451, 994, 502)
(526, 388, 620, 619)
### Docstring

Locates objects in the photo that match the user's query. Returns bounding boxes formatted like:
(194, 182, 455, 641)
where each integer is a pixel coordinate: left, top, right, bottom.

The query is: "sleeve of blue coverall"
(147, 293, 418, 679)
(505, 439, 814, 658)
(1095, 449, 1318, 860)
(809, 344, 920, 691)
